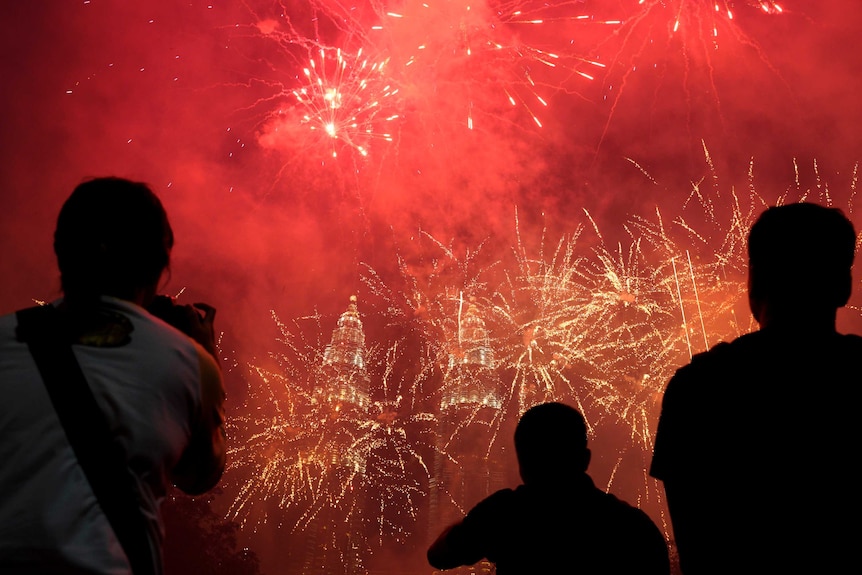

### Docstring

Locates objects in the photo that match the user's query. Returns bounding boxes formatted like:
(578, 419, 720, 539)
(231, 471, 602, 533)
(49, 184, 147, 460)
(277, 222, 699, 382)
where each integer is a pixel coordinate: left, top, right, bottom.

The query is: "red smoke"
(1, 1, 860, 573)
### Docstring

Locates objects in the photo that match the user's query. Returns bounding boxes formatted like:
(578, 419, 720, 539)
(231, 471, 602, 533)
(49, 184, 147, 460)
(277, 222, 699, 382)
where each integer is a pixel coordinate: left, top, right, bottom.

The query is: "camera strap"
(15, 304, 156, 575)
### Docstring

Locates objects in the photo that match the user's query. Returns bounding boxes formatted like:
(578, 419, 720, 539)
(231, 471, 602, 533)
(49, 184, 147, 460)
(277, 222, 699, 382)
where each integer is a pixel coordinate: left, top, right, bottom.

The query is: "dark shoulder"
(679, 330, 862, 375)
(689, 331, 763, 368)
(664, 332, 763, 393)
(584, 489, 667, 557)
(592, 489, 656, 524)
(836, 332, 862, 348)
(485, 486, 519, 503)
(467, 487, 518, 518)
(594, 491, 669, 571)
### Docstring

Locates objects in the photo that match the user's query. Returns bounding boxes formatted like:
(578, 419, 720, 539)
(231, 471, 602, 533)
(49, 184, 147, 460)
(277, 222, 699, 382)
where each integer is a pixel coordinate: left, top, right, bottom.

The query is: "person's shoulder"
(690, 331, 761, 366)
(594, 488, 648, 516)
(592, 491, 669, 570)
(104, 296, 197, 349)
(837, 332, 862, 347)
(468, 488, 519, 514)
(666, 332, 760, 389)
(0, 311, 22, 351)
(589, 489, 663, 535)
(828, 333, 862, 366)
(474, 487, 518, 509)
(461, 487, 517, 528)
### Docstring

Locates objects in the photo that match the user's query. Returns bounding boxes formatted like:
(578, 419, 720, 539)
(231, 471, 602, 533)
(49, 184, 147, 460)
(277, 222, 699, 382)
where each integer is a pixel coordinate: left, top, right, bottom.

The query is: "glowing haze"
(1, 1, 860, 574)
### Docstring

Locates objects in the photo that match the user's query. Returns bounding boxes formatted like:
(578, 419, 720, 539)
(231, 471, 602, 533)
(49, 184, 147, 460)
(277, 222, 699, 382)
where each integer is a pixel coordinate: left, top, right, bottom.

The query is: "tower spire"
(321, 295, 370, 408)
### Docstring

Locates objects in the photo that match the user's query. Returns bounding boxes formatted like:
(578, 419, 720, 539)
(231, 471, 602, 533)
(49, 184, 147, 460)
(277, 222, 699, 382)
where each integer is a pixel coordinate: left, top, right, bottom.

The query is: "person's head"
(747, 202, 856, 326)
(514, 402, 590, 486)
(54, 177, 173, 306)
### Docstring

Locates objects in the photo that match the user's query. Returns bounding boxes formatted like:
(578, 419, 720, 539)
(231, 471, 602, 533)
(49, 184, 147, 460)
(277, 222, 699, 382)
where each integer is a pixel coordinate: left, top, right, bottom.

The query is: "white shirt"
(0, 297, 225, 574)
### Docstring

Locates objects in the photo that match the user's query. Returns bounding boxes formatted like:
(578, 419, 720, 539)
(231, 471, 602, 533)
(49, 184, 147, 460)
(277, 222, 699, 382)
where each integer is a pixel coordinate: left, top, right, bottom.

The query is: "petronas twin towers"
(321, 295, 371, 410)
(321, 293, 499, 411)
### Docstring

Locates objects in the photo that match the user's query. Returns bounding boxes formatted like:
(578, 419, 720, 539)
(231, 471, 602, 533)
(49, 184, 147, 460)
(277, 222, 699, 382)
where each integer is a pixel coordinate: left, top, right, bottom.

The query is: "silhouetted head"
(54, 177, 173, 306)
(514, 402, 591, 486)
(747, 202, 855, 328)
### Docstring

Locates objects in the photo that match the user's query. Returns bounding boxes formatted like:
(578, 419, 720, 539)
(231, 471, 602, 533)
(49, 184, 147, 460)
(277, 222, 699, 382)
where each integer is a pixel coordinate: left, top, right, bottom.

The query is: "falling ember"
(213, 140, 862, 572)
(379, 0, 616, 130)
(239, 0, 618, 166)
(594, 0, 786, 156)
(223, 301, 437, 561)
(635, 0, 785, 40)
(2, 3, 860, 575)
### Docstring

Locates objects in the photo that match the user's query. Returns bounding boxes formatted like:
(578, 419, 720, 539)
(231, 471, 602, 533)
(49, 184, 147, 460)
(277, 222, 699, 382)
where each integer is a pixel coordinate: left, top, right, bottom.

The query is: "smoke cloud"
(2, 1, 860, 573)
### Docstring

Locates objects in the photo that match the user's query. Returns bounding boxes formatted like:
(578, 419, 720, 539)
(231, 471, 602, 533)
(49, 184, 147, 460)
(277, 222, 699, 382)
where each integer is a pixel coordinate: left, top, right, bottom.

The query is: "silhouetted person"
(428, 402, 670, 574)
(650, 202, 861, 574)
(0, 177, 226, 574)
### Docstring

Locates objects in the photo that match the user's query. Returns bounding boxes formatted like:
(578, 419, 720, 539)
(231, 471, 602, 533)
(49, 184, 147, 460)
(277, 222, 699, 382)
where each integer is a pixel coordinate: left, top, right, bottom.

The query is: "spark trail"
(223, 307, 437, 556)
(291, 47, 399, 158)
(594, 0, 786, 157)
(228, 0, 619, 168)
(223, 145, 862, 568)
(378, 0, 616, 130)
(238, 7, 403, 162)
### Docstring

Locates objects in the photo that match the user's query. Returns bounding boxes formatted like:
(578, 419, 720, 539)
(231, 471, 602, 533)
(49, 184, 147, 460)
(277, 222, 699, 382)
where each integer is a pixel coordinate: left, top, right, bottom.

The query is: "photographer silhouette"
(0, 177, 226, 575)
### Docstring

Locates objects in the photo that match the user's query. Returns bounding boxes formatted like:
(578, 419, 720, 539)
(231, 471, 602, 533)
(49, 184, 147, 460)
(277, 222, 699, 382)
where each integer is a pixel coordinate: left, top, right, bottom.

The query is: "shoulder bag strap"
(16, 305, 156, 575)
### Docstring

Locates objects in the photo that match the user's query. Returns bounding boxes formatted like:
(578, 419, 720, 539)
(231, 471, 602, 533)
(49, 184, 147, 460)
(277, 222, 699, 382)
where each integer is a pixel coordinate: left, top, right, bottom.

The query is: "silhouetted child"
(428, 401, 670, 574)
(651, 202, 861, 574)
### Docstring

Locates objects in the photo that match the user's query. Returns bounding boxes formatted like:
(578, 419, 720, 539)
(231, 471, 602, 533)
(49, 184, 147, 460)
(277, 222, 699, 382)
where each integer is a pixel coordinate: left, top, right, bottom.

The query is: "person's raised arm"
(171, 346, 226, 494)
(427, 521, 485, 570)
(157, 300, 226, 494)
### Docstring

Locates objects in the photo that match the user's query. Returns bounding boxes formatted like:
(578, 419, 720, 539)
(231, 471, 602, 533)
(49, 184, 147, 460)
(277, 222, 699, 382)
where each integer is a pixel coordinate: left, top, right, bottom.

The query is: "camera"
(147, 295, 194, 334)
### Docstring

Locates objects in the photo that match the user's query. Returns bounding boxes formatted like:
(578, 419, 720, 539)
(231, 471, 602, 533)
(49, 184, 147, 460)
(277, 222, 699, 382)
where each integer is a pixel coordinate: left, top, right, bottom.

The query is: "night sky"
(2, 1, 860, 573)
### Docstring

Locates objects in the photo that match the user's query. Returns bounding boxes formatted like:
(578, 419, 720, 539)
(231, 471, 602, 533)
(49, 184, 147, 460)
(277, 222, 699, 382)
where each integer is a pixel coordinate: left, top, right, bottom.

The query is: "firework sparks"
(635, 0, 784, 39)
(222, 302, 439, 568)
(252, 41, 402, 161)
(377, 0, 615, 130)
(593, 0, 787, 157)
(359, 199, 744, 460)
(291, 47, 400, 158)
(220, 155, 862, 569)
(213, 2, 405, 165)
(224, 310, 333, 531)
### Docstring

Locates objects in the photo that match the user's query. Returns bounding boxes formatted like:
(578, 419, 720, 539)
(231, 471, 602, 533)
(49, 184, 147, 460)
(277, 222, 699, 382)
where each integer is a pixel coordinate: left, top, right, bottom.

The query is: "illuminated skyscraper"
(457, 298, 494, 368)
(430, 296, 507, 575)
(321, 294, 371, 409)
(441, 297, 499, 409)
(302, 295, 372, 575)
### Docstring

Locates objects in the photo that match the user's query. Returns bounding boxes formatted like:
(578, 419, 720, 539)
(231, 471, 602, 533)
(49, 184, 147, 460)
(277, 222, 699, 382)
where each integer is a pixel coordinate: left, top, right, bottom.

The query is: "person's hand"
(148, 295, 219, 361)
(179, 302, 219, 361)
